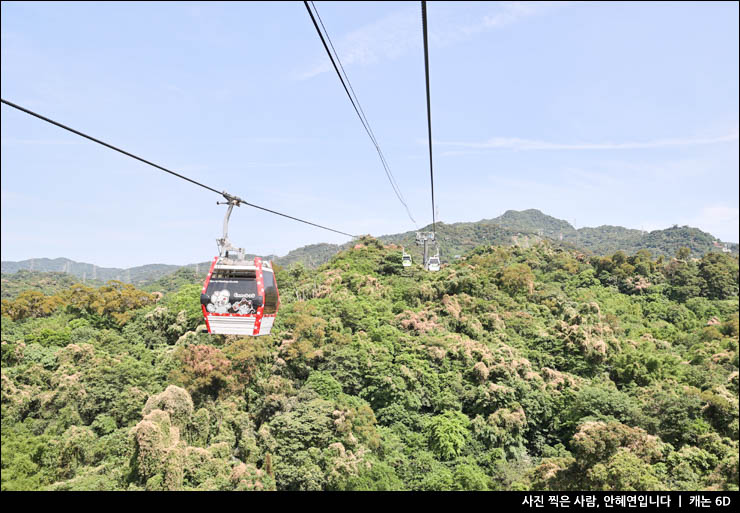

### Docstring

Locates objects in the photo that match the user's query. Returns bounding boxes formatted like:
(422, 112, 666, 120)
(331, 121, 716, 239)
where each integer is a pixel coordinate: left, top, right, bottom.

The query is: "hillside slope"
(2, 238, 737, 491)
(1, 270, 103, 300)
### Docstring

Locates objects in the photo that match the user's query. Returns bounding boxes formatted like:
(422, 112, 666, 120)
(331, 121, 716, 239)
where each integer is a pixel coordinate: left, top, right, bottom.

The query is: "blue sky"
(2, 1, 738, 268)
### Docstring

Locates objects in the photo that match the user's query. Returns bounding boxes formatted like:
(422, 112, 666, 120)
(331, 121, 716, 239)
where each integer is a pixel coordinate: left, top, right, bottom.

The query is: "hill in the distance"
(0, 258, 185, 286)
(3, 209, 737, 285)
(0, 270, 104, 300)
(483, 209, 738, 257)
(379, 209, 737, 263)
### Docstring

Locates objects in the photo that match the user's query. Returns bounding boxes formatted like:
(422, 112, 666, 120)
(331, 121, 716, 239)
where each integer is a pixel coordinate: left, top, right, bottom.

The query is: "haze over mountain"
(3, 210, 737, 285)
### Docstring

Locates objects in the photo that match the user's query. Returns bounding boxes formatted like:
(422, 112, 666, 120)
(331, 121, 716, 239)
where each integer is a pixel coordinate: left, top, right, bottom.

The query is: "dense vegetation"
(572, 225, 733, 258)
(275, 243, 344, 268)
(1, 238, 738, 491)
(477, 209, 738, 258)
(1, 270, 102, 300)
(484, 208, 576, 236)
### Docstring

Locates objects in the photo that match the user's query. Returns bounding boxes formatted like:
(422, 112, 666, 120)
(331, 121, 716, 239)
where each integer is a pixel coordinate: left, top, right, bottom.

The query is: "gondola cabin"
(201, 255, 280, 335)
(427, 255, 440, 272)
(402, 247, 412, 267)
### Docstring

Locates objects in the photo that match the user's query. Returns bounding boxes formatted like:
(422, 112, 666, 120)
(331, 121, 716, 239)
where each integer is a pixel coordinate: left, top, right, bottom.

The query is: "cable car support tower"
(416, 231, 438, 271)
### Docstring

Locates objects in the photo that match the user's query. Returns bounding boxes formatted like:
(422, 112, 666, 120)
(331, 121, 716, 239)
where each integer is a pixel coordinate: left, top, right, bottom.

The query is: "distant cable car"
(426, 244, 440, 272)
(201, 197, 280, 335)
(402, 246, 412, 267)
(427, 254, 440, 272)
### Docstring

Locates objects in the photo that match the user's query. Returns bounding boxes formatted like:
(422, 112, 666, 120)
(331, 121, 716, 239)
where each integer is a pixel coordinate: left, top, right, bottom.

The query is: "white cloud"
(298, 2, 576, 80)
(440, 1, 576, 43)
(298, 7, 419, 80)
(435, 132, 740, 152)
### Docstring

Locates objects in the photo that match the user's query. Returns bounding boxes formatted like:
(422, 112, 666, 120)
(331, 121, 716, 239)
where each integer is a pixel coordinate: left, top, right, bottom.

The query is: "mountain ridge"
(3, 209, 737, 284)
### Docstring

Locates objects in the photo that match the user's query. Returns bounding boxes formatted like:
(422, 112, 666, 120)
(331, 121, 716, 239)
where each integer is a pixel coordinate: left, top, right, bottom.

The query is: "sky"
(1, 1, 738, 268)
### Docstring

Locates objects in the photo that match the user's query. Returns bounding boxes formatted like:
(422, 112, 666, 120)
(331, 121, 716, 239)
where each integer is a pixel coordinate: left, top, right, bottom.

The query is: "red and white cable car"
(201, 196, 280, 335)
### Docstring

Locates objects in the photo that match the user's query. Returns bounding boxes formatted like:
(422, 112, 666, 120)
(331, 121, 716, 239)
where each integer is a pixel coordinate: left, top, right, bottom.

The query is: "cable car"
(201, 197, 280, 335)
(427, 247, 440, 272)
(402, 247, 412, 267)
(427, 255, 440, 272)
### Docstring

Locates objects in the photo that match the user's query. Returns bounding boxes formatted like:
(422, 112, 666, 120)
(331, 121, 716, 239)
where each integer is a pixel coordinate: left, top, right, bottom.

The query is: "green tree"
(698, 253, 739, 300)
(498, 263, 535, 296)
(427, 410, 470, 460)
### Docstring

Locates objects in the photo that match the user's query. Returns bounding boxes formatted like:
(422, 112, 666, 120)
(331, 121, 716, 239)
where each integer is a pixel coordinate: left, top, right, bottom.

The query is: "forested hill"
(1, 270, 103, 300)
(2, 210, 737, 283)
(484, 208, 577, 236)
(0, 246, 339, 286)
(478, 209, 738, 258)
(0, 258, 188, 286)
(570, 224, 737, 257)
(1, 237, 738, 491)
(379, 211, 737, 265)
(377, 221, 568, 263)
